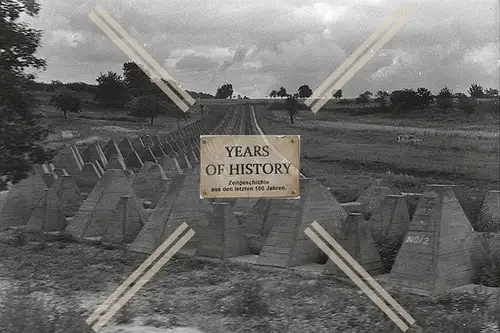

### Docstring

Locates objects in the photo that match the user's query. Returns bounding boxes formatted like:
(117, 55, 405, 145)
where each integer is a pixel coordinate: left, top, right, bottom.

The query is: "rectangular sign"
(199, 135, 300, 199)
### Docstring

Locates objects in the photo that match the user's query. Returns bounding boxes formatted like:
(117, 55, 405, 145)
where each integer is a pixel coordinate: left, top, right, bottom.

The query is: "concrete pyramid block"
(25, 188, 67, 232)
(132, 170, 169, 207)
(82, 143, 107, 169)
(139, 161, 155, 174)
(125, 150, 144, 171)
(257, 179, 347, 267)
(52, 146, 82, 175)
(48, 163, 56, 172)
(0, 172, 48, 228)
(388, 184, 477, 296)
(71, 145, 84, 169)
(159, 166, 210, 250)
(233, 197, 259, 214)
(177, 154, 192, 171)
(356, 186, 394, 216)
(65, 169, 134, 239)
(196, 202, 250, 258)
(242, 199, 272, 254)
(341, 202, 366, 214)
(324, 213, 384, 276)
(140, 135, 155, 148)
(151, 145, 166, 159)
(161, 142, 174, 156)
(42, 171, 58, 188)
(369, 194, 410, 239)
(151, 134, 162, 148)
(102, 194, 147, 244)
(478, 190, 500, 231)
(130, 174, 186, 254)
(141, 149, 158, 163)
(53, 168, 69, 177)
(118, 137, 135, 158)
(92, 160, 105, 177)
(103, 139, 124, 161)
(158, 156, 183, 174)
(76, 163, 102, 195)
(132, 137, 146, 155)
(106, 154, 127, 171)
(52, 175, 83, 217)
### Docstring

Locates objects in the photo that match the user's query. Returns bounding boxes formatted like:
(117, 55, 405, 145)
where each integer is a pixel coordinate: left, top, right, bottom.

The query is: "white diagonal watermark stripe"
(86, 224, 194, 332)
(306, 5, 412, 114)
(89, 6, 194, 112)
(310, 221, 415, 326)
(305, 4, 409, 106)
(306, 221, 415, 332)
(91, 229, 195, 331)
(86, 222, 190, 325)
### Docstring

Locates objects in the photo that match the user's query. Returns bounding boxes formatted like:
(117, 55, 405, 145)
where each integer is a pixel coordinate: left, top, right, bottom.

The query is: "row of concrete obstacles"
(1, 106, 499, 296)
(0, 109, 225, 232)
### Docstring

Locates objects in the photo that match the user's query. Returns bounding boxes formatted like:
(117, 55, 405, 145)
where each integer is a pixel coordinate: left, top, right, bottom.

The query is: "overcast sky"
(27, 0, 499, 97)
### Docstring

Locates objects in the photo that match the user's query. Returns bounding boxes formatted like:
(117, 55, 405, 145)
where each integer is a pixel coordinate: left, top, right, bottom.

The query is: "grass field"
(0, 236, 499, 333)
(253, 105, 499, 223)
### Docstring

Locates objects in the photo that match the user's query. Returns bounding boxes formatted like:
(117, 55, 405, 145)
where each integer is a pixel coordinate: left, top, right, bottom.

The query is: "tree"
(333, 89, 343, 99)
(468, 84, 484, 99)
(52, 92, 82, 121)
(298, 85, 313, 98)
(436, 86, 454, 111)
(375, 90, 390, 108)
(484, 88, 499, 99)
(0, 0, 52, 190)
(356, 91, 372, 105)
(269, 90, 278, 98)
(284, 95, 299, 124)
(416, 87, 433, 108)
(130, 95, 167, 125)
(94, 71, 130, 108)
(215, 83, 233, 99)
(457, 94, 477, 114)
(122, 61, 153, 96)
(277, 87, 287, 99)
(171, 108, 188, 129)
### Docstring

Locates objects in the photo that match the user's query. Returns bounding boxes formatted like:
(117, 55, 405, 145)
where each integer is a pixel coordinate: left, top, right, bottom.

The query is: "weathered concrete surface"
(103, 139, 124, 161)
(52, 175, 84, 217)
(0, 172, 47, 228)
(129, 174, 185, 254)
(106, 154, 127, 171)
(369, 194, 410, 239)
(76, 163, 102, 195)
(389, 184, 477, 296)
(356, 186, 394, 216)
(65, 169, 134, 239)
(196, 202, 250, 258)
(324, 213, 384, 276)
(102, 194, 146, 244)
(257, 178, 347, 268)
(159, 166, 209, 250)
(25, 188, 67, 232)
(52, 146, 83, 175)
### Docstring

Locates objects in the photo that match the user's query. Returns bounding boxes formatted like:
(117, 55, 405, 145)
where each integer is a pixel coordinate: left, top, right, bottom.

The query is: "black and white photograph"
(0, 0, 499, 332)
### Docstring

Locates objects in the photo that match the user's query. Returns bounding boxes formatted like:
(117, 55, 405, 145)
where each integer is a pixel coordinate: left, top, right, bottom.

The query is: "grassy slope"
(254, 105, 499, 225)
(0, 238, 498, 333)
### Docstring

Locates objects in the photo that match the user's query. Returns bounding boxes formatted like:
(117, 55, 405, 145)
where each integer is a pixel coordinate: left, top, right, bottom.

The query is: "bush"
(472, 233, 500, 287)
(0, 285, 92, 333)
(373, 233, 404, 272)
(231, 281, 269, 317)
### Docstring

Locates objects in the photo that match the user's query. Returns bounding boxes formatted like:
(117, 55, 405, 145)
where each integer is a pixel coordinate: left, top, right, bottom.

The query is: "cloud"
(175, 54, 219, 72)
(29, 0, 499, 96)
